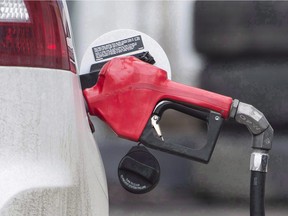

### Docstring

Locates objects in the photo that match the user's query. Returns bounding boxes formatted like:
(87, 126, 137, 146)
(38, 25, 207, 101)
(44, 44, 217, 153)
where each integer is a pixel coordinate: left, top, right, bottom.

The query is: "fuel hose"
(232, 101, 272, 216)
(249, 151, 269, 216)
(250, 171, 266, 216)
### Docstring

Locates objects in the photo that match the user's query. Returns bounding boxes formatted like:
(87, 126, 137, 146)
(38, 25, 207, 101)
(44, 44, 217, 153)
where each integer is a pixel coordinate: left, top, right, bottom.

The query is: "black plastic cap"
(118, 145, 160, 194)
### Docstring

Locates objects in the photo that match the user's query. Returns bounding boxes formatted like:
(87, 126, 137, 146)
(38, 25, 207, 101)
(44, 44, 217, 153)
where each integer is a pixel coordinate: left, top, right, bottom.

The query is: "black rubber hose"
(250, 171, 266, 216)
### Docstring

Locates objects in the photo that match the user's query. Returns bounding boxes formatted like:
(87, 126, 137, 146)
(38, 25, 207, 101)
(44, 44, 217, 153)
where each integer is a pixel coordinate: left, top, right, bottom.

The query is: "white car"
(0, 1, 108, 215)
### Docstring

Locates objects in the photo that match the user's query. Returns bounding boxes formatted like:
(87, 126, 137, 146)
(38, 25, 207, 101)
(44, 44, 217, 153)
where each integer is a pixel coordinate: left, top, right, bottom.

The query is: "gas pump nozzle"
(83, 56, 273, 161)
(83, 56, 273, 215)
(83, 56, 233, 163)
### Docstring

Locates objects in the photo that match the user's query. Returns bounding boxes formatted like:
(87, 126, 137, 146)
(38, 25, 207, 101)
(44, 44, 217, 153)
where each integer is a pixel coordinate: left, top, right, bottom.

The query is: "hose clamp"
(250, 152, 269, 172)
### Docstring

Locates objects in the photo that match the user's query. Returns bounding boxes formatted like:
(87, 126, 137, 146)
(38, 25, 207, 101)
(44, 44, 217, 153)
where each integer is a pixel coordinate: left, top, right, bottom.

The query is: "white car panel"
(0, 67, 108, 216)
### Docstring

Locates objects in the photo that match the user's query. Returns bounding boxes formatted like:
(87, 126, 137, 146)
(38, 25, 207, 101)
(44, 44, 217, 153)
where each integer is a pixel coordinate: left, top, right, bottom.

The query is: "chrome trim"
(250, 152, 269, 172)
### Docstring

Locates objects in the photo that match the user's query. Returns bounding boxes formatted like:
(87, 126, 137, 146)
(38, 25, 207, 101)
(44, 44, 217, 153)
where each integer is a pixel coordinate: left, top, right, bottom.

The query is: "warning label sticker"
(92, 35, 144, 62)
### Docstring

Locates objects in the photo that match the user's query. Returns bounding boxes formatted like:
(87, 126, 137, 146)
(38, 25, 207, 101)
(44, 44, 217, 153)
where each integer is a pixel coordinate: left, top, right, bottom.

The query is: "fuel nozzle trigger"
(151, 115, 164, 141)
(139, 101, 224, 163)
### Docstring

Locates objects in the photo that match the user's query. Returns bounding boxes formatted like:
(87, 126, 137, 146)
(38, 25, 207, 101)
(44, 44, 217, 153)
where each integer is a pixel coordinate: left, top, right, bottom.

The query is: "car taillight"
(0, 0, 72, 71)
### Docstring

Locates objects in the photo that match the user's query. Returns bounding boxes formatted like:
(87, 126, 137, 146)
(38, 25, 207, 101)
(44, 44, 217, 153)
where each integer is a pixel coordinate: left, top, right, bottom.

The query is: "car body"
(0, 1, 108, 215)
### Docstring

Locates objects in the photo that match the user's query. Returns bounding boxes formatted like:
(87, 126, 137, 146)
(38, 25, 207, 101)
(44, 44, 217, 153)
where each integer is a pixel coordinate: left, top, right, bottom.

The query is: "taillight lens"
(0, 0, 71, 71)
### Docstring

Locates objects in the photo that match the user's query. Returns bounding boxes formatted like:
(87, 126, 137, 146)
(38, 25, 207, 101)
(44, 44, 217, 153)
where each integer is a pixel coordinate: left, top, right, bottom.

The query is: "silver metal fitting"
(229, 99, 239, 119)
(250, 152, 269, 172)
(235, 102, 269, 135)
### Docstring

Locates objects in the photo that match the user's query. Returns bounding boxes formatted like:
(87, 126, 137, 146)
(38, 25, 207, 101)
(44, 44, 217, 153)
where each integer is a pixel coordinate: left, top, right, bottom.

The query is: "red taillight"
(0, 0, 72, 71)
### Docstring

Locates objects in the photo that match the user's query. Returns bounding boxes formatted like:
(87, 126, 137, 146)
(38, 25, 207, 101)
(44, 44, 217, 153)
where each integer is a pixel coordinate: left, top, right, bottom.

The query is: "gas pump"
(80, 30, 273, 216)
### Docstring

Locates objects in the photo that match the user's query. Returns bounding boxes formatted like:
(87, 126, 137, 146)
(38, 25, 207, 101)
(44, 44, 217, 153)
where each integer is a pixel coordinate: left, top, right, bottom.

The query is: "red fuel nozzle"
(83, 56, 233, 141)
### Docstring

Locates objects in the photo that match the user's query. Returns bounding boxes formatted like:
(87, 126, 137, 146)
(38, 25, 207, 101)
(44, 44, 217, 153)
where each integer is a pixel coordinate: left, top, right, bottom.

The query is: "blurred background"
(68, 1, 288, 215)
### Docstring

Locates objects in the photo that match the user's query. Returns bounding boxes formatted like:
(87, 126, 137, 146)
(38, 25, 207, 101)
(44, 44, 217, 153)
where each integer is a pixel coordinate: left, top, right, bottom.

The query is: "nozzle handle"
(140, 101, 224, 163)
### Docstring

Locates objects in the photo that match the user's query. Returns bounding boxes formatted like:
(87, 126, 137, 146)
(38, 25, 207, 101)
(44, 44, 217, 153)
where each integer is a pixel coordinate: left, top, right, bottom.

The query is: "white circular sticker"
(80, 29, 171, 79)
